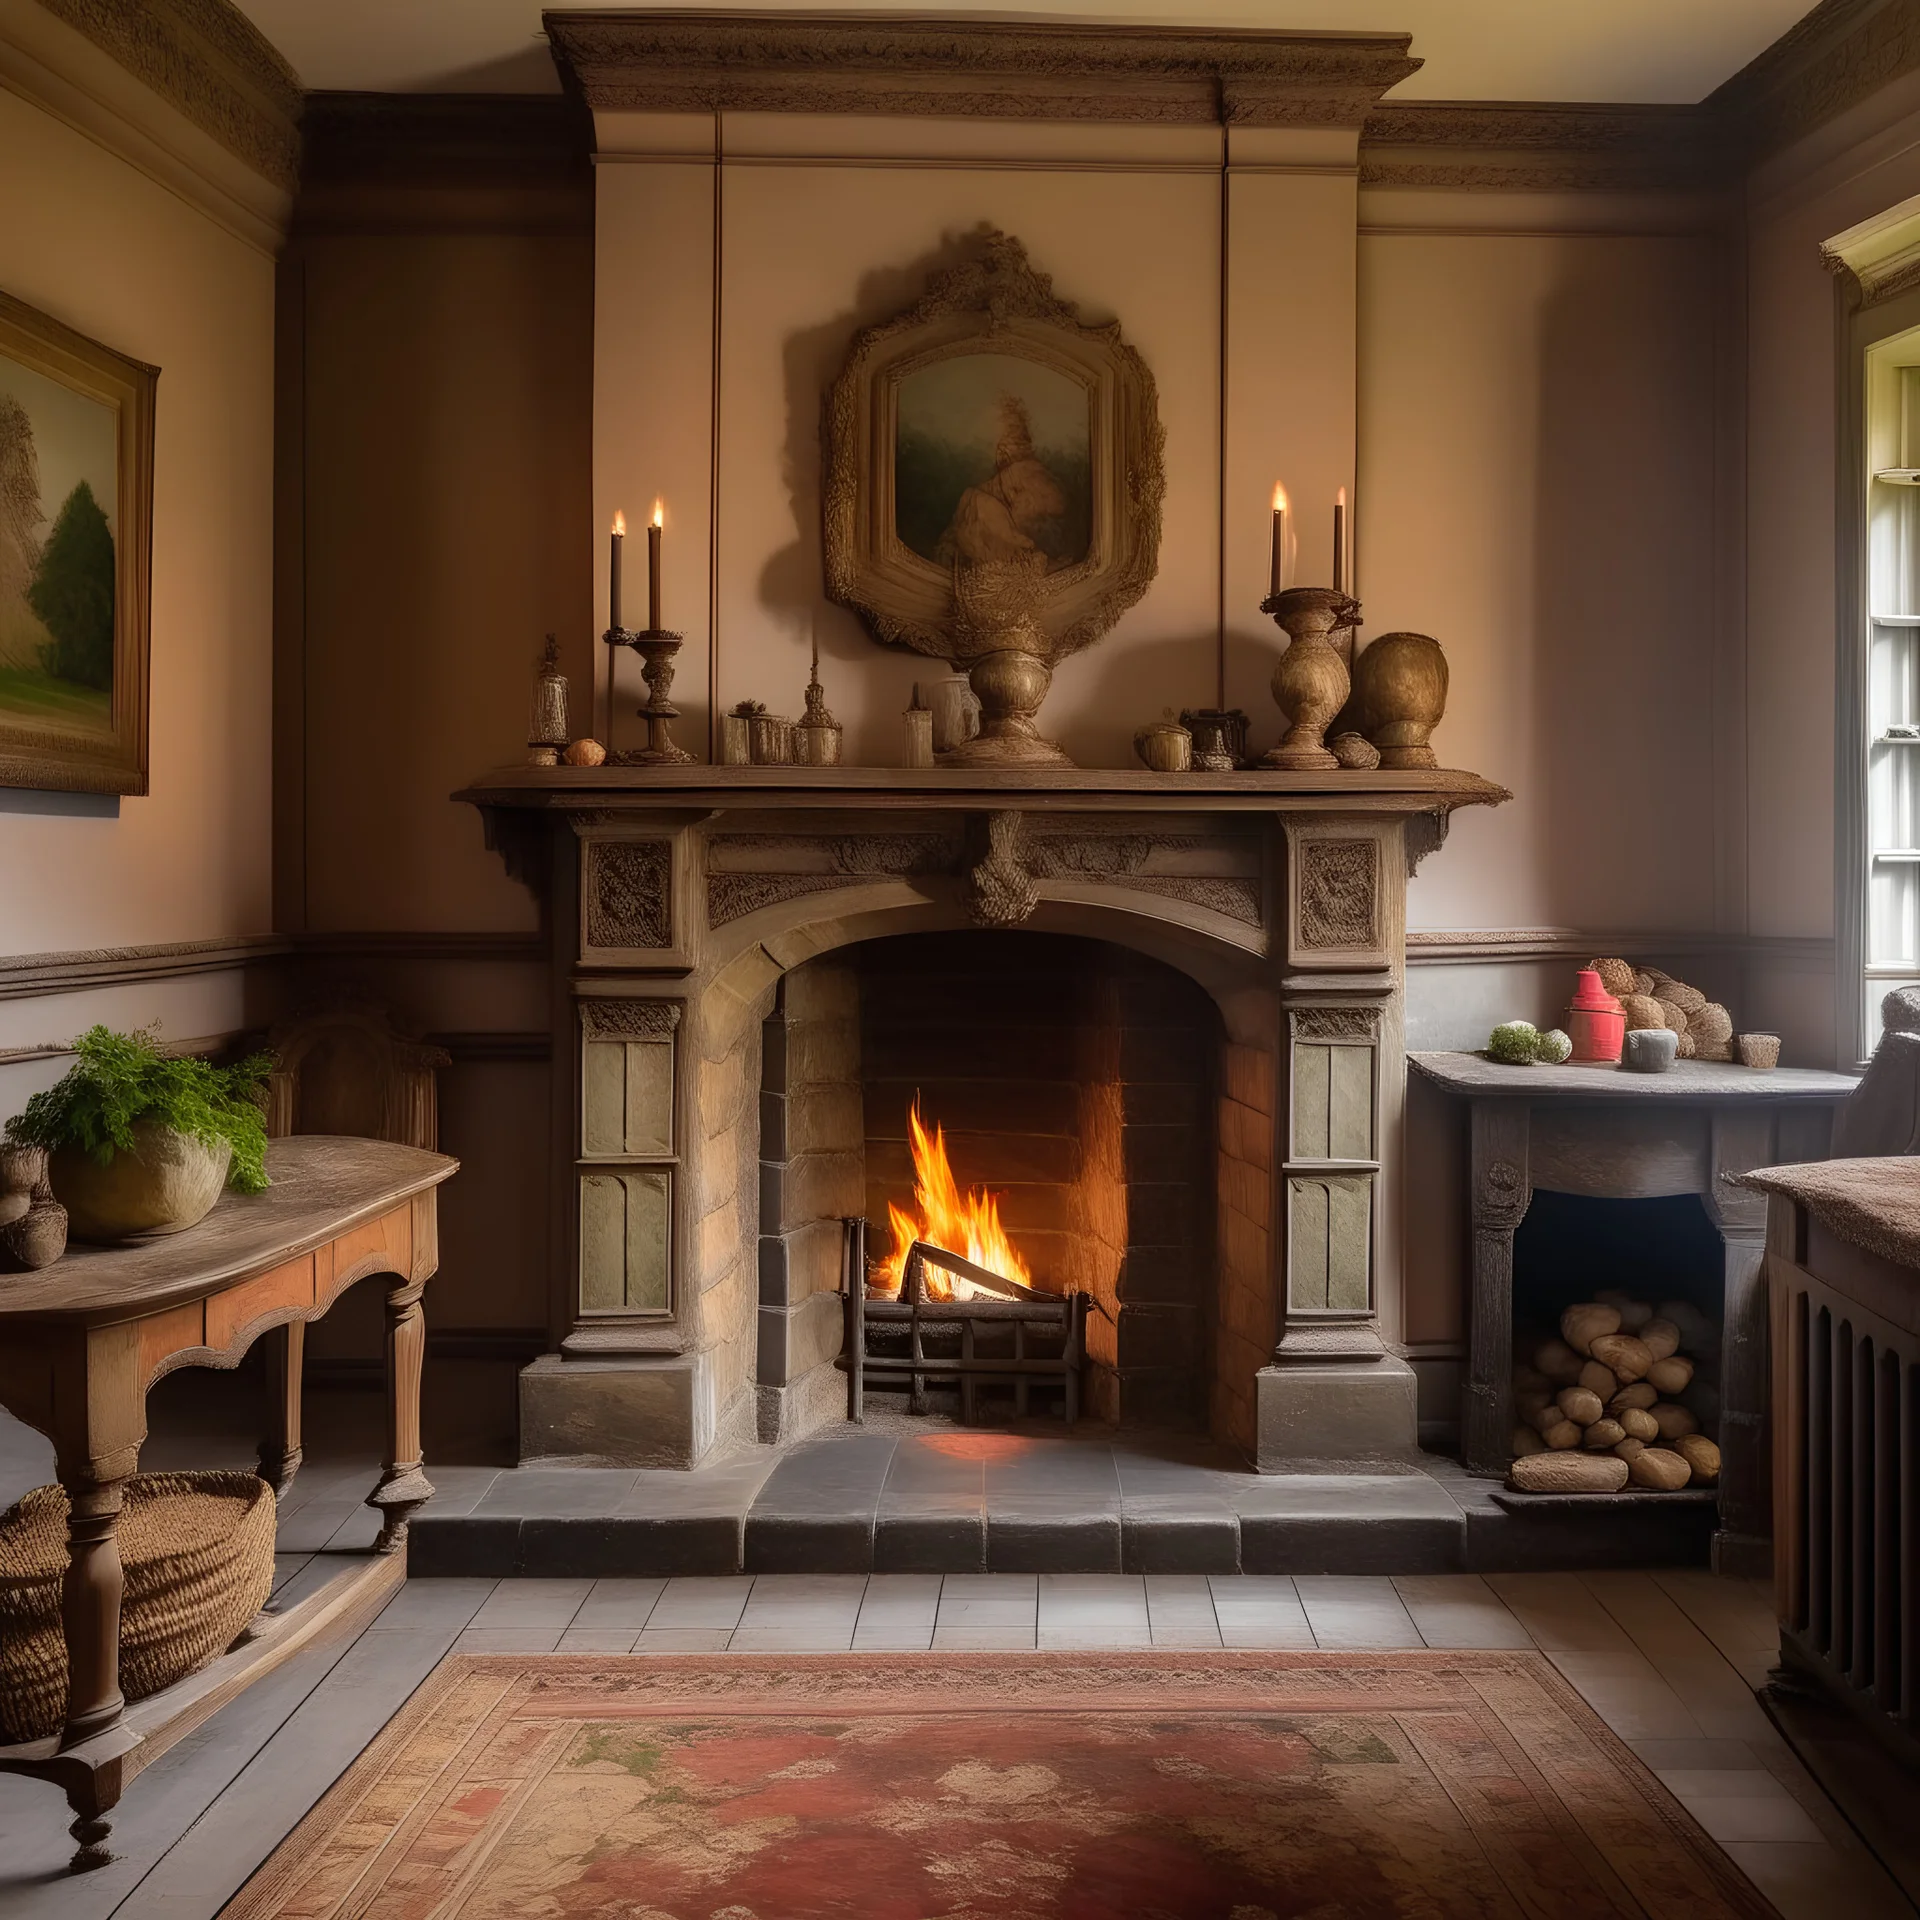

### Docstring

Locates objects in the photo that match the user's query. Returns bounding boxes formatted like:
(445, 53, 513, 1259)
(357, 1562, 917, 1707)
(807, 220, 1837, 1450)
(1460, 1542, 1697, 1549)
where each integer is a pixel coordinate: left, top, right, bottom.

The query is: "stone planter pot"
(50, 1122, 231, 1244)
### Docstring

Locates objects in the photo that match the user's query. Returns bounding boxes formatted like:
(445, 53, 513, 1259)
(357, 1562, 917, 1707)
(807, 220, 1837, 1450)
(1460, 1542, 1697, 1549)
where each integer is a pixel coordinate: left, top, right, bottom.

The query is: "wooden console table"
(1410, 1053, 1857, 1574)
(0, 1135, 456, 1871)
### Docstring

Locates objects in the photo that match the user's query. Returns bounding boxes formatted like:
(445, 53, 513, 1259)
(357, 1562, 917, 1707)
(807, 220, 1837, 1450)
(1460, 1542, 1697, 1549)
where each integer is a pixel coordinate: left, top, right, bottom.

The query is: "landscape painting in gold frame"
(0, 289, 154, 795)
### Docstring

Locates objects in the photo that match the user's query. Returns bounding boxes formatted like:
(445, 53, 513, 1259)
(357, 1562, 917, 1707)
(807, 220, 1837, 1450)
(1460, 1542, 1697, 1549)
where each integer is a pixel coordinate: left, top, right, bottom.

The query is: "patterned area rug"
(221, 1650, 1775, 1919)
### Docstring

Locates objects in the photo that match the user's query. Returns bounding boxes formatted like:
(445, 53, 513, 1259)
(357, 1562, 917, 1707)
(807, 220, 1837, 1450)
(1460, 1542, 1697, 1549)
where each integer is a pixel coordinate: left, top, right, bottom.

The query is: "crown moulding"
(36, 0, 302, 190)
(542, 11, 1421, 128)
(1360, 102, 1719, 192)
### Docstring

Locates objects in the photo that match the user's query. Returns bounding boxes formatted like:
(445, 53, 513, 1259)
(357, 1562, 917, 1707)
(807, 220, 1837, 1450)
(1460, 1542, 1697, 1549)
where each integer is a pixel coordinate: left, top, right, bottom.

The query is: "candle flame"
(651, 500, 664, 530)
(1272, 483, 1289, 513)
(1335, 485, 1347, 508)
(612, 510, 626, 536)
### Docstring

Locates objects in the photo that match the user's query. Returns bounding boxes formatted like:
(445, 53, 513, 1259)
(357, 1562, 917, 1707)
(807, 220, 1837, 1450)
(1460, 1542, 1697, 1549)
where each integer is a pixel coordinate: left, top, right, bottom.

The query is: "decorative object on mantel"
(1259, 587, 1359, 770)
(750, 710, 794, 766)
(823, 227, 1165, 770)
(607, 503, 693, 768)
(526, 634, 570, 766)
(1133, 712, 1191, 772)
(1590, 957, 1734, 1061)
(1181, 708, 1248, 771)
(0, 1143, 65, 1273)
(6, 1027, 273, 1244)
(921, 672, 980, 755)
(1565, 967, 1626, 1063)
(1351, 630, 1449, 770)
(1509, 1295, 1719, 1492)
(1736, 1032, 1781, 1070)
(1329, 731, 1379, 770)
(792, 630, 843, 767)
(720, 701, 757, 766)
(563, 737, 606, 767)
(1623, 1028, 1678, 1073)
(902, 696, 934, 769)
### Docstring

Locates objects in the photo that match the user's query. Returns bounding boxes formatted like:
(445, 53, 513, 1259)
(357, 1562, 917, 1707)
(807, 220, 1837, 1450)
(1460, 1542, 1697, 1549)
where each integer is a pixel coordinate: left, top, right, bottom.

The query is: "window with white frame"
(1860, 337, 1920, 1059)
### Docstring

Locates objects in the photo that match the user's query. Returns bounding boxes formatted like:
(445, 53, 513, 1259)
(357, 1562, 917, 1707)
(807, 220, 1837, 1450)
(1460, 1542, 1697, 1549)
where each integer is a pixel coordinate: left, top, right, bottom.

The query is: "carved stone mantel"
(458, 761, 1506, 1469)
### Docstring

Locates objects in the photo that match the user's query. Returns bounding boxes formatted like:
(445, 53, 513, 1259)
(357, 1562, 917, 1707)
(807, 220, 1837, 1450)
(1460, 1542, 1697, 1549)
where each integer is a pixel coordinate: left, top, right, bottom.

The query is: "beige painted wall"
(294, 231, 592, 933)
(1361, 221, 1721, 941)
(0, 88, 274, 968)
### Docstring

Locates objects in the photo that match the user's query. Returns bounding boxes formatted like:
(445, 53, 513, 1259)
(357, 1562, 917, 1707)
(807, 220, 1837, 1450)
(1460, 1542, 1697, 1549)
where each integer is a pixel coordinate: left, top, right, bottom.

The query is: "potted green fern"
(4, 1027, 273, 1243)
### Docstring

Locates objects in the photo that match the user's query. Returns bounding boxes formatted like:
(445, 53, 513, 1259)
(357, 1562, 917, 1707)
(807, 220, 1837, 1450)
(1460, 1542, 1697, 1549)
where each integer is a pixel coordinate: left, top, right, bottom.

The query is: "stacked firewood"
(1508, 1292, 1721, 1494)
(1591, 958, 1733, 1061)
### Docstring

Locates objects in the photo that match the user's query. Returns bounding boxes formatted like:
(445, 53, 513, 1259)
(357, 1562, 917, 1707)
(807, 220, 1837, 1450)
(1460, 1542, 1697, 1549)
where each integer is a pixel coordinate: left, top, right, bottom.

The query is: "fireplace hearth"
(460, 762, 1506, 1470)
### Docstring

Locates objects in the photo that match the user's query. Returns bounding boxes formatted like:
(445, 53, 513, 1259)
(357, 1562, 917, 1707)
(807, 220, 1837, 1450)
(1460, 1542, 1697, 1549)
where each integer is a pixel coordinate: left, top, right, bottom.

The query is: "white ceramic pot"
(50, 1121, 231, 1244)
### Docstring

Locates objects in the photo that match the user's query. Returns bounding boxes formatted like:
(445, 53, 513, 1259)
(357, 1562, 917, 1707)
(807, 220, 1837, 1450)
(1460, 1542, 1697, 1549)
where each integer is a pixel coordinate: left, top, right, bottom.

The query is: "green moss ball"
(1535, 1028, 1573, 1065)
(1487, 1021, 1541, 1065)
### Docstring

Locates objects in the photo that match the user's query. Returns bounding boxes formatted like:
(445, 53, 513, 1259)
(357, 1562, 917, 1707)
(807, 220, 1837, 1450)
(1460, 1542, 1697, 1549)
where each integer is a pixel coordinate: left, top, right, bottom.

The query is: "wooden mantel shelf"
(456, 761, 1511, 816)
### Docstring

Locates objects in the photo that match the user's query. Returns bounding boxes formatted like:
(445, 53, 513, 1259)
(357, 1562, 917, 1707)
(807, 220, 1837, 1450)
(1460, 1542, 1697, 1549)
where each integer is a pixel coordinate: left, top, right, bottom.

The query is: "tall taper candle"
(1332, 486, 1346, 593)
(648, 500, 663, 632)
(610, 510, 625, 631)
(1269, 483, 1288, 596)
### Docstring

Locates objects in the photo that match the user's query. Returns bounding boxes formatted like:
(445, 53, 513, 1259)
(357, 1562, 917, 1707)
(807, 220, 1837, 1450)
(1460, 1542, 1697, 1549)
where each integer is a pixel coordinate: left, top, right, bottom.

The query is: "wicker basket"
(0, 1471, 277, 1743)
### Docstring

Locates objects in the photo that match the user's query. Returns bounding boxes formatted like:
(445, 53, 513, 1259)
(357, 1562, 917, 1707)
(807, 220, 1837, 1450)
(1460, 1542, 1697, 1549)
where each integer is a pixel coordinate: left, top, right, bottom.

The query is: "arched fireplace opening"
(756, 930, 1223, 1440)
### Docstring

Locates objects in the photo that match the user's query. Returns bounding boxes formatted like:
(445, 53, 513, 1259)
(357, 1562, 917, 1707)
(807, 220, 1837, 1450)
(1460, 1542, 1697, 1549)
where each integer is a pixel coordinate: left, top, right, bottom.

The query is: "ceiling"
(231, 1, 1819, 104)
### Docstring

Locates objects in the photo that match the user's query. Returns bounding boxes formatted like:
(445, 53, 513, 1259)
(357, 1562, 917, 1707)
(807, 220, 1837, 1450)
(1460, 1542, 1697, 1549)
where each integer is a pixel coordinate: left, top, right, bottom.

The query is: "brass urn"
(1260, 587, 1360, 771)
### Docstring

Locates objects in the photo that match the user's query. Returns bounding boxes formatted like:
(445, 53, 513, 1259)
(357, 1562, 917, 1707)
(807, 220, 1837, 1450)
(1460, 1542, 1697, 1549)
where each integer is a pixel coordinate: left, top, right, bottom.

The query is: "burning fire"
(877, 1099, 1032, 1300)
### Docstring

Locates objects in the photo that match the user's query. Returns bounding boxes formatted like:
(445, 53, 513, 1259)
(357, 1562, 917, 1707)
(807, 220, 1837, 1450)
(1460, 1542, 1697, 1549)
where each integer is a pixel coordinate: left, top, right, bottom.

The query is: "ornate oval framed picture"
(0, 290, 156, 795)
(823, 229, 1164, 672)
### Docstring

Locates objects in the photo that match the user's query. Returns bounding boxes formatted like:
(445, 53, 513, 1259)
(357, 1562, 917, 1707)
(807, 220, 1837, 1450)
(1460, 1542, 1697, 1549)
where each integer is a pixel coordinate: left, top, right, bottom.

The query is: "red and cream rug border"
(220, 1647, 1778, 1920)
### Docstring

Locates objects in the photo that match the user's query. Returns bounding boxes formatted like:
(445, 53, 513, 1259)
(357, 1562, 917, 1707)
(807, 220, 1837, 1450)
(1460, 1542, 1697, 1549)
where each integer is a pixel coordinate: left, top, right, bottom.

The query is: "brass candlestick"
(1260, 587, 1361, 771)
(611, 627, 694, 767)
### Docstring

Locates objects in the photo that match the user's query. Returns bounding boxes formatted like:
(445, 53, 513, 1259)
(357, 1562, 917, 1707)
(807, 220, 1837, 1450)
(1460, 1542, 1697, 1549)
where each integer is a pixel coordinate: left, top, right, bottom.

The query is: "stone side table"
(1410, 1052, 1857, 1575)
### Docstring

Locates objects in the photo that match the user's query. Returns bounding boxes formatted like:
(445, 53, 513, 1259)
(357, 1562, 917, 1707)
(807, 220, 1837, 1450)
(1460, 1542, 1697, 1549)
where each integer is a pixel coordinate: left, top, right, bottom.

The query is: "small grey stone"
(1623, 1028, 1678, 1073)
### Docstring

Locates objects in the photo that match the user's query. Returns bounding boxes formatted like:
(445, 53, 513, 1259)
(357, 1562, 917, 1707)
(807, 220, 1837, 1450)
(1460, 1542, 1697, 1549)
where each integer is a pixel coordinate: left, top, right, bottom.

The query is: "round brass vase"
(1352, 631, 1448, 770)
(1260, 587, 1357, 771)
(942, 650, 1068, 766)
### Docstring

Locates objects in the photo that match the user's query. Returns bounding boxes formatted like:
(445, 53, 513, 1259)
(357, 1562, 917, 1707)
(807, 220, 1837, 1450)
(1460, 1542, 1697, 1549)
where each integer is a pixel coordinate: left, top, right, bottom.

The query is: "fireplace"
(462, 763, 1506, 1470)
(760, 930, 1218, 1429)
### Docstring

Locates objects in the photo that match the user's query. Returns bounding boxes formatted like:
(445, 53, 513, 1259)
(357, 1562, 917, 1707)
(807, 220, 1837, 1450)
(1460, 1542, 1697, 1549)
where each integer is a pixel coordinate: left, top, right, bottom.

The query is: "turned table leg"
(60, 1477, 127, 1748)
(367, 1276, 432, 1554)
(258, 1319, 305, 1497)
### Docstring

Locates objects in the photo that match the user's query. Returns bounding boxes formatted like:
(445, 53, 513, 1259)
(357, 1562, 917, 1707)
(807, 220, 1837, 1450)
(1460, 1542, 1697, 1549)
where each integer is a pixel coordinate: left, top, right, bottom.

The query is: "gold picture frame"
(823, 228, 1164, 667)
(0, 290, 156, 795)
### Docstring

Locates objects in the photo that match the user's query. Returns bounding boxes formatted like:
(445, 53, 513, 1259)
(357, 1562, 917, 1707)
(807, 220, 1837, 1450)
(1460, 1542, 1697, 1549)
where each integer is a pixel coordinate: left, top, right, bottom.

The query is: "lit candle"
(609, 510, 625, 632)
(1269, 483, 1288, 596)
(648, 500, 664, 632)
(1333, 486, 1347, 594)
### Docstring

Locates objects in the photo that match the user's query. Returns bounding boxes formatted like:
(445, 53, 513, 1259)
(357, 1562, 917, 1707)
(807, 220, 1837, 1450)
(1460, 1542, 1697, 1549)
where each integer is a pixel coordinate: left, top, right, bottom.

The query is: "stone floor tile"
(453, 1628, 564, 1654)
(367, 1578, 497, 1632)
(1209, 1575, 1313, 1648)
(937, 1573, 1038, 1627)
(853, 1575, 941, 1650)
(1295, 1576, 1424, 1649)
(633, 1628, 737, 1652)
(1038, 1576, 1150, 1647)
(1144, 1574, 1222, 1647)
(1719, 1843, 1916, 1920)
(573, 1578, 668, 1631)
(648, 1577, 755, 1629)
(555, 1629, 640, 1653)
(1547, 1650, 1704, 1741)
(1627, 1737, 1772, 1772)
(1393, 1574, 1534, 1648)
(729, 1623, 860, 1651)
(931, 1625, 1039, 1649)
(1484, 1572, 1636, 1651)
(468, 1578, 592, 1631)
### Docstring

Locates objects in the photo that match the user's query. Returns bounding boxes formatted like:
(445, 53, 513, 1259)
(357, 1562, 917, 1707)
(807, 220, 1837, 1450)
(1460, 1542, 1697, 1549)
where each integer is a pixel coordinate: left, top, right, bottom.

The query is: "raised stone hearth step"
(404, 1430, 1720, 1578)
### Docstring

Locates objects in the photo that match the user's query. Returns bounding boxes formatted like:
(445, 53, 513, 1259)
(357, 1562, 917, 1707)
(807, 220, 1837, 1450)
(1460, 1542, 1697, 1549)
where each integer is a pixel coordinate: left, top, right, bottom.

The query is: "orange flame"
(651, 500, 664, 530)
(1272, 482, 1288, 513)
(612, 509, 626, 535)
(877, 1099, 1032, 1300)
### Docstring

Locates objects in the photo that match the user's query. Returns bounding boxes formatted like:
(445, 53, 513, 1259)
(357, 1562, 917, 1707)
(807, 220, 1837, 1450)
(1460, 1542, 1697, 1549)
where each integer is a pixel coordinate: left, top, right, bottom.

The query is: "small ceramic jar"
(1134, 717, 1193, 773)
(1623, 1028, 1679, 1073)
(749, 713, 794, 765)
(1566, 967, 1625, 1064)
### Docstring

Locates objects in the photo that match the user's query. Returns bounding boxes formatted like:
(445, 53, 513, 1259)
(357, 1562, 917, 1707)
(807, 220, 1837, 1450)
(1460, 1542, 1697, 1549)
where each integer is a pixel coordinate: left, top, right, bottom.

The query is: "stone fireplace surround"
(459, 763, 1506, 1472)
